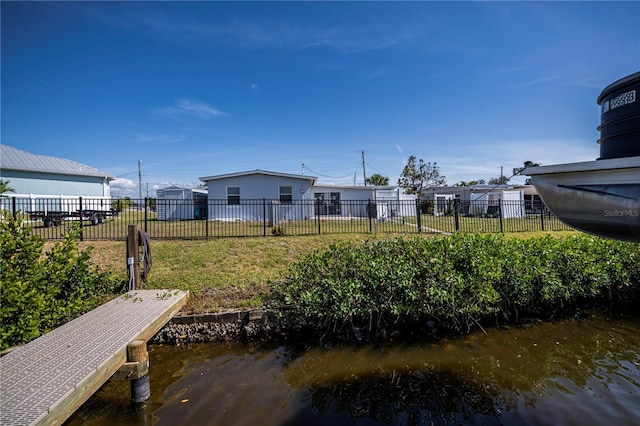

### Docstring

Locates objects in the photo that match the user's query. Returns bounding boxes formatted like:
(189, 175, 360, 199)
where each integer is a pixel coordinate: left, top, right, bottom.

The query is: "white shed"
(467, 190, 525, 218)
(427, 184, 528, 218)
(156, 186, 208, 221)
(312, 184, 416, 219)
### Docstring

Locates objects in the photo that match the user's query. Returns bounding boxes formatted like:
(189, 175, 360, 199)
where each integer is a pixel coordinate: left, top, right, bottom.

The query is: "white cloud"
(177, 98, 228, 117)
(155, 98, 229, 119)
(367, 70, 388, 78)
(483, 138, 596, 167)
(93, 7, 432, 54)
(134, 133, 186, 144)
(110, 178, 139, 198)
(511, 75, 561, 88)
(437, 138, 598, 185)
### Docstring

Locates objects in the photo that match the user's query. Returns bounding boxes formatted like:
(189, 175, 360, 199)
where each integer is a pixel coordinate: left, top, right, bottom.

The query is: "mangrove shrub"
(0, 214, 121, 350)
(268, 233, 640, 336)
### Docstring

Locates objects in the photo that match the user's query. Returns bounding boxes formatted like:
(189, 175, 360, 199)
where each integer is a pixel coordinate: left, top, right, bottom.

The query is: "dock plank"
(0, 289, 187, 426)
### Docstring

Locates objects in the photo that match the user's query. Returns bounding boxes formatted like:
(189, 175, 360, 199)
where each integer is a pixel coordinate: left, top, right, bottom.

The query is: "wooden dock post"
(127, 224, 141, 290)
(128, 339, 151, 403)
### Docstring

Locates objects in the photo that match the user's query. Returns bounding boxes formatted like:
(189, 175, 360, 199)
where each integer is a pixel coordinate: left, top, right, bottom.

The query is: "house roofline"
(2, 165, 115, 181)
(1, 144, 114, 180)
(199, 169, 317, 184)
(157, 185, 207, 194)
(312, 184, 399, 190)
(425, 184, 532, 191)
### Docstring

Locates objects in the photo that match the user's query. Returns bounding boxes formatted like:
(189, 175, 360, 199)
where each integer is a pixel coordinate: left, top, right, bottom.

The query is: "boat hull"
(524, 157, 640, 242)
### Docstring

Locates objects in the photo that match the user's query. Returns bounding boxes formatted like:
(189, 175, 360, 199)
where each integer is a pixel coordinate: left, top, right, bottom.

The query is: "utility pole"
(138, 160, 142, 200)
(361, 151, 367, 186)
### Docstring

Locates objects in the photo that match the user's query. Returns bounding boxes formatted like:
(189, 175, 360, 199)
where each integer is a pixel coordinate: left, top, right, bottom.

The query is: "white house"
(311, 184, 416, 219)
(199, 170, 317, 222)
(0, 144, 113, 214)
(371, 187, 417, 218)
(198, 169, 417, 223)
(156, 186, 208, 221)
(423, 184, 534, 218)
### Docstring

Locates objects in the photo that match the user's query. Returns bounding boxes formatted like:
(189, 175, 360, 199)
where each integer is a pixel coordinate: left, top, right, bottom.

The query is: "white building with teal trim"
(0, 144, 114, 213)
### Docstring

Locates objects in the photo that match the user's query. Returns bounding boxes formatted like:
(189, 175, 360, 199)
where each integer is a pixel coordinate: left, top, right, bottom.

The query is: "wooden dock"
(0, 289, 188, 426)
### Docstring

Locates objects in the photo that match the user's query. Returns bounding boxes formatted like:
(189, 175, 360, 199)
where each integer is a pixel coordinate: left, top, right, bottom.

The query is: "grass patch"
(81, 234, 392, 313)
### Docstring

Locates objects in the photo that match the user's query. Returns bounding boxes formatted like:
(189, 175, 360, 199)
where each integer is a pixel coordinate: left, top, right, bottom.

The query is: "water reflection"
(66, 312, 640, 425)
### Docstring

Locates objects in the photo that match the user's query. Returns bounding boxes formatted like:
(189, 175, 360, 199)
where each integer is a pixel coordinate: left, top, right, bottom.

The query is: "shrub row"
(1, 215, 122, 351)
(268, 234, 640, 337)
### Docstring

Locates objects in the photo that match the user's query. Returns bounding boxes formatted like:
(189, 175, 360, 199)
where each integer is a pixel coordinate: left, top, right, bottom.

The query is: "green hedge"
(1, 214, 122, 351)
(268, 234, 640, 336)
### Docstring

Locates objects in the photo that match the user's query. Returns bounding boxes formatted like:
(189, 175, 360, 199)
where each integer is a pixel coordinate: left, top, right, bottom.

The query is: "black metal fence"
(2, 196, 573, 241)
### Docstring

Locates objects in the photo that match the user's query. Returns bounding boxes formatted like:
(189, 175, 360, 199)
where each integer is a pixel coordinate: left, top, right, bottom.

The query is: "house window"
(227, 186, 240, 205)
(314, 192, 341, 215)
(279, 186, 292, 204)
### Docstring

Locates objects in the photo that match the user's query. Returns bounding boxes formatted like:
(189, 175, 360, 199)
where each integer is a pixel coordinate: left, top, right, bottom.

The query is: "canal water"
(66, 310, 640, 425)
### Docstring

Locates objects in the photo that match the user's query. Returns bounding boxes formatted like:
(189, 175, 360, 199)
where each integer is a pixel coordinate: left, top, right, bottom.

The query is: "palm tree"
(0, 179, 14, 197)
(365, 173, 389, 186)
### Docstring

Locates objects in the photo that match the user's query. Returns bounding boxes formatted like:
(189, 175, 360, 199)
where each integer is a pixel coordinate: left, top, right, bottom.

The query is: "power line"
(115, 171, 139, 178)
(303, 164, 359, 180)
(365, 163, 401, 180)
(468, 169, 525, 202)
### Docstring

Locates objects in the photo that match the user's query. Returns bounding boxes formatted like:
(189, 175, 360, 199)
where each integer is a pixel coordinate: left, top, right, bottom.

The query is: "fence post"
(498, 199, 504, 233)
(453, 199, 460, 232)
(263, 198, 267, 237)
(79, 197, 84, 242)
(205, 201, 209, 238)
(12, 196, 16, 219)
(316, 198, 321, 235)
(144, 198, 148, 234)
(368, 200, 373, 233)
(540, 205, 545, 231)
(416, 199, 422, 234)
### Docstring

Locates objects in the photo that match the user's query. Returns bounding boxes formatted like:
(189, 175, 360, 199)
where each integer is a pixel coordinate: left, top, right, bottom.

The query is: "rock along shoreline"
(151, 308, 460, 345)
(151, 309, 310, 345)
(151, 304, 633, 346)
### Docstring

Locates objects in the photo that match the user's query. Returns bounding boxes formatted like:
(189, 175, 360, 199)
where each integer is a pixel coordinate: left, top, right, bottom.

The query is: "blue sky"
(2, 1, 639, 197)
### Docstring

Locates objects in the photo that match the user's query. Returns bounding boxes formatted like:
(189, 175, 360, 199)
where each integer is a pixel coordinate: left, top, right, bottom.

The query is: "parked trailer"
(0, 194, 115, 227)
(27, 209, 116, 227)
(27, 210, 67, 227)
